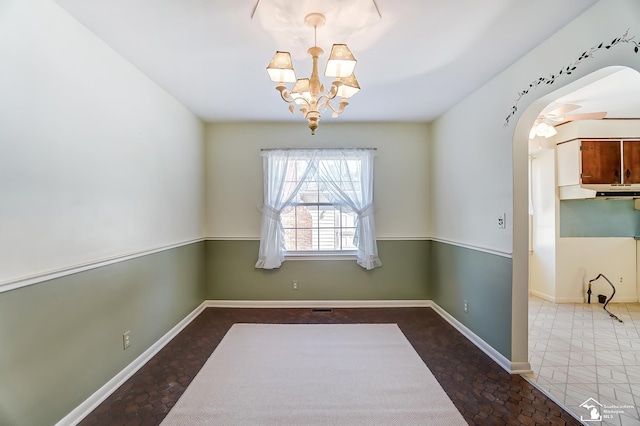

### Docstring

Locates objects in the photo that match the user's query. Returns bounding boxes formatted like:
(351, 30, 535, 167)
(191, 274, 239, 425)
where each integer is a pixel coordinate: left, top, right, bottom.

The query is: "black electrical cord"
(588, 274, 624, 323)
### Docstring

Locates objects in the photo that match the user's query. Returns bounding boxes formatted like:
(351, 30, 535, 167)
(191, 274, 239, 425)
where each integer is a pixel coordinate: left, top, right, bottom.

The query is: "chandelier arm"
(315, 95, 331, 113)
(322, 98, 349, 116)
(316, 88, 339, 106)
(278, 91, 296, 103)
(291, 97, 311, 109)
(319, 84, 340, 102)
(276, 86, 311, 107)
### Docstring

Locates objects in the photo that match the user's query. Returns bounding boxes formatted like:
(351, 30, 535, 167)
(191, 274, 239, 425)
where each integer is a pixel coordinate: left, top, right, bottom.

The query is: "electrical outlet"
(463, 300, 469, 313)
(292, 280, 298, 290)
(497, 213, 506, 229)
(620, 277, 624, 283)
(123, 331, 131, 350)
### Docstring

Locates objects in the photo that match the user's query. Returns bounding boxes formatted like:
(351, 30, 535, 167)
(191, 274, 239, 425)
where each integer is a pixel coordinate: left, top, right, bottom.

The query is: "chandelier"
(266, 12, 360, 135)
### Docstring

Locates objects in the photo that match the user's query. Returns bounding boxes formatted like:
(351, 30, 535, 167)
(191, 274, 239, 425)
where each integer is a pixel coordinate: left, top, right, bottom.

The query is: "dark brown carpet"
(79, 307, 580, 426)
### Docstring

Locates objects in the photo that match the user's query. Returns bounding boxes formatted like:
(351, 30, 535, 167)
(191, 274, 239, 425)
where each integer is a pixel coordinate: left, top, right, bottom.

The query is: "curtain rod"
(260, 147, 377, 151)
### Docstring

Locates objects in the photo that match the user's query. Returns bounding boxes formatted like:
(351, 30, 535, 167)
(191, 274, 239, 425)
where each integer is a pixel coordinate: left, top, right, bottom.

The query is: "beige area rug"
(161, 323, 467, 425)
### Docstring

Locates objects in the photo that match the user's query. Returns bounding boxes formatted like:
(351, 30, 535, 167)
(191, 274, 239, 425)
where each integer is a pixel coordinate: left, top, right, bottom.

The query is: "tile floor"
(528, 296, 640, 425)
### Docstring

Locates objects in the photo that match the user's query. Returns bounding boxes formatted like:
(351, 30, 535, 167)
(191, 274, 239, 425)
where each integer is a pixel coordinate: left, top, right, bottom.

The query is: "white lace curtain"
(254, 150, 315, 269)
(255, 148, 382, 270)
(316, 149, 382, 270)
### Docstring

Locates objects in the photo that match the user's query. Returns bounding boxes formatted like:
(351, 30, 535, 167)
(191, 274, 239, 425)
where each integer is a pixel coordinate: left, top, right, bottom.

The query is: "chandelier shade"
(325, 44, 357, 78)
(291, 78, 311, 104)
(336, 73, 360, 98)
(266, 51, 296, 83)
(265, 12, 360, 135)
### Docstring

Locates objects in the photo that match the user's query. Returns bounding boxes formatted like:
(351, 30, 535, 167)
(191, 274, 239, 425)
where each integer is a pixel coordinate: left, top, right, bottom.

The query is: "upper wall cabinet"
(581, 140, 640, 188)
(557, 139, 640, 199)
(557, 140, 581, 187)
(580, 140, 621, 185)
(623, 140, 640, 184)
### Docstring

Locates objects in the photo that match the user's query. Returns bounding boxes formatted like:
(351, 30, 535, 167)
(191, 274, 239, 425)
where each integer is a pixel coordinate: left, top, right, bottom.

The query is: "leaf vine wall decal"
(504, 29, 639, 127)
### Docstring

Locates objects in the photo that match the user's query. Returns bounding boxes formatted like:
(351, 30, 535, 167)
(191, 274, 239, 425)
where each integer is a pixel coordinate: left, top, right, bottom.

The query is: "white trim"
(375, 236, 431, 241)
(430, 237, 513, 258)
(430, 302, 532, 374)
(55, 302, 208, 426)
(284, 251, 358, 261)
(554, 296, 589, 304)
(205, 236, 509, 259)
(602, 296, 639, 303)
(205, 237, 432, 241)
(531, 290, 637, 304)
(529, 289, 557, 302)
(205, 300, 433, 308)
(204, 236, 511, 260)
(205, 237, 260, 241)
(0, 238, 204, 294)
(560, 295, 639, 304)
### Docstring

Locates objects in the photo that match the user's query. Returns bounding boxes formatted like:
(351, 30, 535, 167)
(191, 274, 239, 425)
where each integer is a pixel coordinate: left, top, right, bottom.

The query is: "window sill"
(284, 251, 358, 261)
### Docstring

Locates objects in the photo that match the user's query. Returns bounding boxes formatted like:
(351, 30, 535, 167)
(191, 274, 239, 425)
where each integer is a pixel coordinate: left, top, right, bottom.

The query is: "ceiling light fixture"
(266, 12, 359, 135)
(529, 121, 558, 139)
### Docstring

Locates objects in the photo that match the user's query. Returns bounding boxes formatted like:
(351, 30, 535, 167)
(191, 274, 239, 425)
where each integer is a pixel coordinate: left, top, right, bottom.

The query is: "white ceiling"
(547, 67, 640, 119)
(53, 0, 611, 124)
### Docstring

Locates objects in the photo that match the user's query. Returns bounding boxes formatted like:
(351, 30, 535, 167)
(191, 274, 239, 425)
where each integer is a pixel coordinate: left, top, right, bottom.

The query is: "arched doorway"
(513, 65, 640, 421)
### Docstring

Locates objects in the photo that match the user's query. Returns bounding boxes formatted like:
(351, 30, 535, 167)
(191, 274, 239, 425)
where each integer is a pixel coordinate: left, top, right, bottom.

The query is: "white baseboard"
(60, 298, 527, 425)
(554, 296, 589, 303)
(529, 290, 584, 303)
(206, 299, 432, 308)
(608, 297, 639, 303)
(529, 290, 556, 302)
(530, 290, 636, 304)
(430, 302, 532, 375)
(531, 290, 586, 304)
(55, 302, 208, 426)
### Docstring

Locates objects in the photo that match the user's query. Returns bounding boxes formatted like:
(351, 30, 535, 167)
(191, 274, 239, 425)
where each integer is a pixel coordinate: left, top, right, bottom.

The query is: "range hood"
(594, 190, 640, 198)
(559, 184, 640, 200)
(583, 184, 640, 198)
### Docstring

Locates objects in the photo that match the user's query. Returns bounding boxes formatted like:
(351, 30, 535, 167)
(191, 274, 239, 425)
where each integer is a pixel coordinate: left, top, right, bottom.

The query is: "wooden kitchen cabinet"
(580, 140, 621, 185)
(578, 139, 640, 185)
(557, 139, 640, 199)
(623, 140, 640, 184)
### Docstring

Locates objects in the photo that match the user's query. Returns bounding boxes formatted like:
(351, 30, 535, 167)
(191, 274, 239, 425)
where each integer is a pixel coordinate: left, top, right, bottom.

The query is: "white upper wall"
(0, 0, 205, 284)
(529, 150, 557, 300)
(430, 0, 640, 255)
(429, 0, 640, 365)
(204, 122, 430, 239)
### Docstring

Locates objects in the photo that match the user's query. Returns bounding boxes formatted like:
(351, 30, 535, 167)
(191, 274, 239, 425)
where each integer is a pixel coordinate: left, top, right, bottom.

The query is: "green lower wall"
(560, 199, 640, 237)
(206, 239, 511, 357)
(205, 238, 512, 358)
(1, 238, 516, 425)
(0, 242, 206, 426)
(205, 240, 431, 300)
(429, 241, 513, 359)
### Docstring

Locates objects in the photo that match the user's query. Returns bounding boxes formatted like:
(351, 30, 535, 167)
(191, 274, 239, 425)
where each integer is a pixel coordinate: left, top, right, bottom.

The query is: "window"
(281, 159, 357, 252)
(255, 148, 382, 270)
